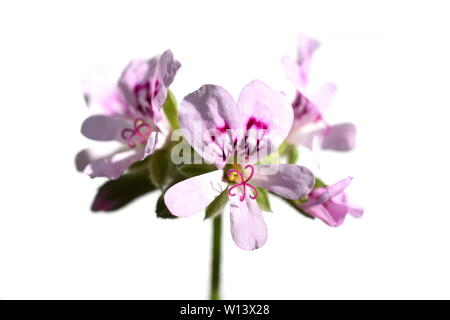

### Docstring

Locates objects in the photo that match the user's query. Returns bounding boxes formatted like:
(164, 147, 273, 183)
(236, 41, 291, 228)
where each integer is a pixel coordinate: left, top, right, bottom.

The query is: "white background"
(1, 0, 449, 299)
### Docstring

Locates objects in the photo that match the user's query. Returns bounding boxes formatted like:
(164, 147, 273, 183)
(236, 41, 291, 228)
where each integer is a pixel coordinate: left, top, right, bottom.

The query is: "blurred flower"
(76, 50, 181, 179)
(299, 177, 363, 227)
(282, 35, 356, 152)
(164, 80, 315, 250)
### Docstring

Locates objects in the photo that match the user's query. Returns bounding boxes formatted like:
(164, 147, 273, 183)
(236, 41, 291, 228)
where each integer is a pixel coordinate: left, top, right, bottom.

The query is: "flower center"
(227, 164, 258, 201)
(121, 118, 152, 148)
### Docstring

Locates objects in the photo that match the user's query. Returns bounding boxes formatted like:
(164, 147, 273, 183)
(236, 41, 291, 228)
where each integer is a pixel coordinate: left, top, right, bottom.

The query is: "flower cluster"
(76, 35, 363, 251)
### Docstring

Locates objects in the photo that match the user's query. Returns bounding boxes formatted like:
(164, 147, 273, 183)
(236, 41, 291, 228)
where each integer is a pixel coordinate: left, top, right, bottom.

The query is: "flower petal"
(348, 205, 364, 218)
(179, 84, 241, 165)
(164, 170, 227, 217)
(307, 177, 353, 206)
(311, 82, 337, 112)
(252, 164, 315, 200)
(229, 195, 267, 250)
(283, 34, 320, 89)
(81, 115, 132, 142)
(237, 80, 294, 157)
(118, 58, 149, 110)
(291, 123, 356, 151)
(296, 34, 320, 73)
(83, 77, 128, 116)
(304, 202, 348, 227)
(302, 177, 363, 226)
(320, 123, 356, 151)
(306, 191, 363, 227)
(291, 91, 323, 128)
(332, 192, 364, 218)
(76, 148, 142, 179)
(159, 50, 182, 88)
(118, 50, 181, 122)
(282, 56, 304, 90)
(142, 131, 160, 159)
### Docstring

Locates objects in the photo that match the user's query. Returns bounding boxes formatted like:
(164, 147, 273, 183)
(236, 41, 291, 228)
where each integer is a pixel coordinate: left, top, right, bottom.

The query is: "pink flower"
(299, 177, 363, 227)
(75, 50, 181, 179)
(282, 35, 356, 151)
(164, 80, 315, 250)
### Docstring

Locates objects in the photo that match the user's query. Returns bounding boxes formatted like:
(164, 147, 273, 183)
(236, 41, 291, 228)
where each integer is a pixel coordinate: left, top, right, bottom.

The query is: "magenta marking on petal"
(133, 81, 154, 116)
(292, 92, 303, 110)
(292, 92, 323, 123)
(246, 117, 268, 130)
(121, 118, 152, 148)
(227, 164, 258, 201)
(217, 122, 230, 134)
(153, 80, 160, 99)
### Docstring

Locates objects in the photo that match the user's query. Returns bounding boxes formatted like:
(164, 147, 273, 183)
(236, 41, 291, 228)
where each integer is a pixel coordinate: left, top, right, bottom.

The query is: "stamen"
(121, 118, 152, 148)
(227, 164, 258, 201)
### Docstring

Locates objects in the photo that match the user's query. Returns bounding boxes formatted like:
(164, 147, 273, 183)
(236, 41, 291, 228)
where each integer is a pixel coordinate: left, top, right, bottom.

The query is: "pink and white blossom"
(164, 80, 315, 250)
(282, 34, 356, 151)
(299, 177, 363, 227)
(76, 50, 181, 179)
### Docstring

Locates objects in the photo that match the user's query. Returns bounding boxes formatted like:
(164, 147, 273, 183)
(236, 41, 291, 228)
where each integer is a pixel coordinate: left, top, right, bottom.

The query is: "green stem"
(210, 214, 222, 300)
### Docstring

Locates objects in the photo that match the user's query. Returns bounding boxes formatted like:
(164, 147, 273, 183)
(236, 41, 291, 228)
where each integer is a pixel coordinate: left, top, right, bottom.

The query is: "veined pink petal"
(291, 91, 322, 128)
(179, 84, 241, 166)
(81, 115, 132, 142)
(164, 170, 227, 217)
(252, 164, 315, 200)
(119, 58, 149, 108)
(237, 80, 293, 157)
(119, 50, 181, 122)
(179, 81, 293, 165)
(229, 194, 267, 250)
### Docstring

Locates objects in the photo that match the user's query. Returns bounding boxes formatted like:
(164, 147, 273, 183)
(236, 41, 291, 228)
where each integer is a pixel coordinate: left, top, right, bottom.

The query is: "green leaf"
(284, 198, 315, 220)
(91, 169, 156, 212)
(163, 90, 179, 129)
(148, 148, 171, 189)
(277, 140, 288, 156)
(177, 163, 217, 178)
(204, 188, 229, 220)
(128, 156, 151, 171)
(314, 177, 327, 189)
(256, 187, 271, 212)
(277, 143, 299, 164)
